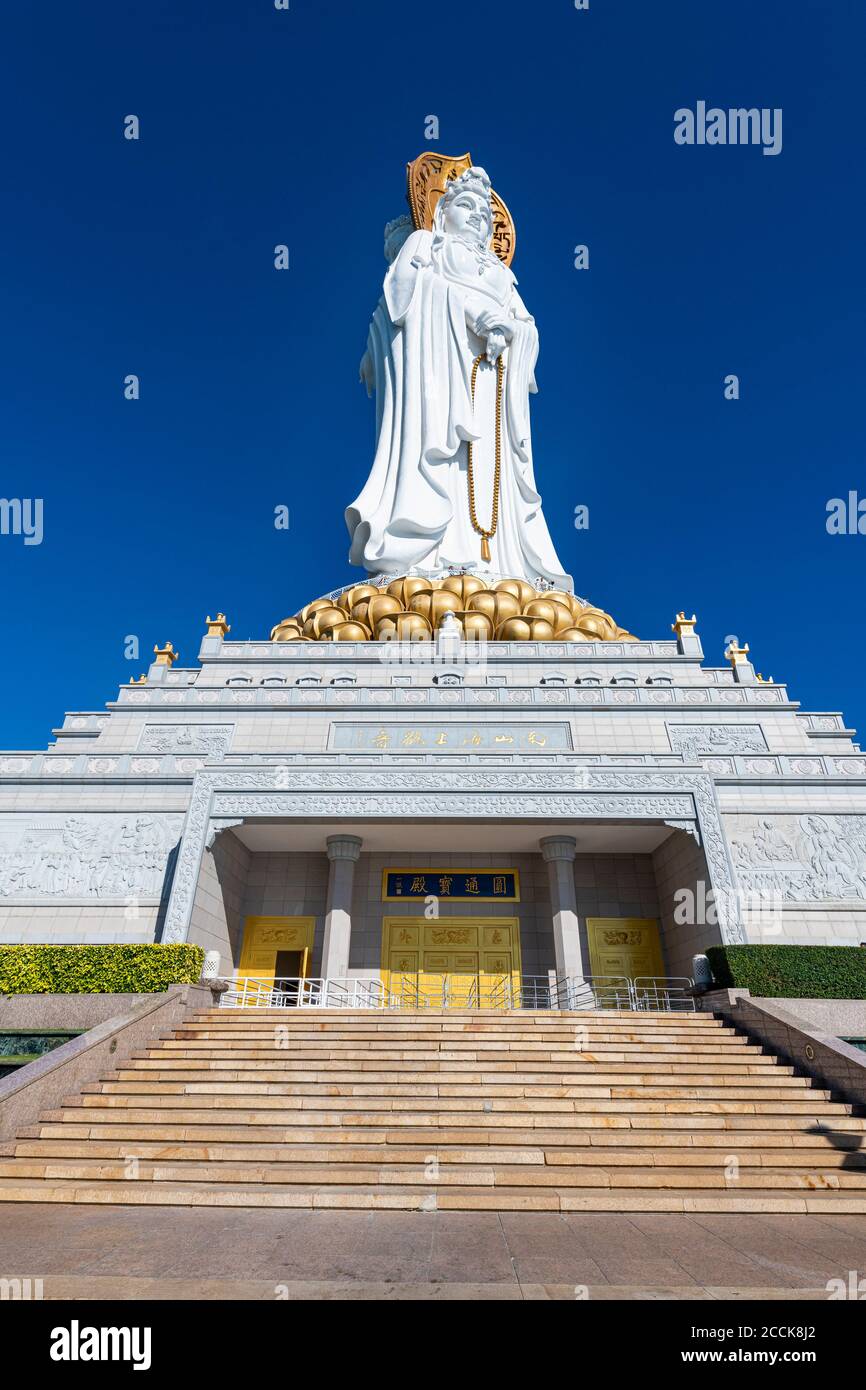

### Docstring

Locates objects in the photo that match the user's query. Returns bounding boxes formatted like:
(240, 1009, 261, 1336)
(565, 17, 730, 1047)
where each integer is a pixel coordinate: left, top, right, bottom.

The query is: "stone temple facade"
(1, 601, 865, 992)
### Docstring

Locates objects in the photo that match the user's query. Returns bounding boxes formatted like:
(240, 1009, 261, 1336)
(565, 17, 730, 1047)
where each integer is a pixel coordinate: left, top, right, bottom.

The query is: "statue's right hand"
(486, 330, 507, 365)
(475, 308, 510, 340)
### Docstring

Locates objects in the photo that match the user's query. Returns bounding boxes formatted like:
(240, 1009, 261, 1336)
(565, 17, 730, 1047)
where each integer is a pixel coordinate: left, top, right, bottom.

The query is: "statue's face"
(441, 190, 490, 245)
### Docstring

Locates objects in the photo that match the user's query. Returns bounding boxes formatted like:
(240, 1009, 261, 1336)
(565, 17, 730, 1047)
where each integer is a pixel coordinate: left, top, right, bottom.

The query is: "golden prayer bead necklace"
(466, 353, 504, 562)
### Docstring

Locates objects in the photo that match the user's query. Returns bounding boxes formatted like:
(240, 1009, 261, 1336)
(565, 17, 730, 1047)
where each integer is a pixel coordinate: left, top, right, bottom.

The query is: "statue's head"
(433, 166, 494, 248)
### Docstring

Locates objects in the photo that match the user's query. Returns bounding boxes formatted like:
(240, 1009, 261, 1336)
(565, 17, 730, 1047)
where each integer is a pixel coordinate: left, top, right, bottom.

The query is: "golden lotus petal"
(545, 589, 577, 612)
(304, 606, 350, 639)
(352, 593, 403, 628)
(558, 626, 594, 643)
(409, 589, 462, 626)
(440, 574, 488, 605)
(270, 618, 304, 641)
(576, 611, 617, 640)
(466, 589, 521, 626)
(522, 597, 570, 629)
(328, 621, 371, 641)
(495, 578, 538, 607)
(386, 576, 434, 605)
(297, 597, 343, 625)
(455, 610, 494, 640)
(375, 611, 432, 641)
(341, 584, 380, 611)
(494, 616, 555, 641)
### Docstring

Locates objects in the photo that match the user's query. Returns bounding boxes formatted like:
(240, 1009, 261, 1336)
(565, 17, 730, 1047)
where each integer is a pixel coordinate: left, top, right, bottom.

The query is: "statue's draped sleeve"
(347, 230, 480, 572)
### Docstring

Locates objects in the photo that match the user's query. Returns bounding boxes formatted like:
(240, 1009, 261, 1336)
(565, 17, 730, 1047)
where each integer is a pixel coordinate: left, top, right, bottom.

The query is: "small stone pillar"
(540, 835, 585, 984)
(147, 641, 179, 684)
(671, 611, 703, 658)
(727, 641, 757, 684)
(321, 835, 363, 980)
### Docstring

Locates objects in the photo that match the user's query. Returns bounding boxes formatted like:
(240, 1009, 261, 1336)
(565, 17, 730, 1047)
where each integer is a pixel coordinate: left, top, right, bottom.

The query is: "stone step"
(153, 1035, 750, 1050)
(0, 1175, 863, 1214)
(42, 1103, 849, 1130)
(91, 1075, 802, 1098)
(13, 1137, 866, 1169)
(179, 1028, 733, 1039)
(139, 1045, 767, 1067)
(2, 1156, 865, 1191)
(194, 1009, 725, 1023)
(111, 1063, 790, 1084)
(113, 1056, 783, 1078)
(34, 1113, 862, 1144)
(130, 1050, 765, 1068)
(88, 1067, 817, 1089)
(62, 1087, 838, 1115)
(11, 1137, 866, 1169)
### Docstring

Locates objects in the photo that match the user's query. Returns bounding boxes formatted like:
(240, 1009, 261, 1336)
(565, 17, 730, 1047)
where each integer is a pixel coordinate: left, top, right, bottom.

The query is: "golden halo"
(406, 151, 516, 267)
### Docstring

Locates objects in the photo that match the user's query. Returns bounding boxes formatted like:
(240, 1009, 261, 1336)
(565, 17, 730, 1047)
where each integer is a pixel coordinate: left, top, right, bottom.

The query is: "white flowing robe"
(346, 228, 572, 588)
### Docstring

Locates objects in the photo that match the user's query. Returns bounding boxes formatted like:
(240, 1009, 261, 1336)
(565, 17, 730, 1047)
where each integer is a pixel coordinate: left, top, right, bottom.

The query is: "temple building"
(0, 594, 864, 1001)
(2, 151, 865, 1002)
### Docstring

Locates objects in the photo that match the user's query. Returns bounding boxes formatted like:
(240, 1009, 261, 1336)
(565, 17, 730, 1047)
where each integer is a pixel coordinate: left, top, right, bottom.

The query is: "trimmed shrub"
(706, 945, 866, 1000)
(0, 944, 205, 995)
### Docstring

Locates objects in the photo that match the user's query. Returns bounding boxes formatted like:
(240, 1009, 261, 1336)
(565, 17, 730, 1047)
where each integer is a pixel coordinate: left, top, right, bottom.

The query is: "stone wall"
(652, 828, 720, 978)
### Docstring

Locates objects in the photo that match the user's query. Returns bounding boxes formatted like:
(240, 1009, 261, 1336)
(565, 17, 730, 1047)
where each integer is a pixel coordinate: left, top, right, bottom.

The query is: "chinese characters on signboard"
(383, 870, 519, 902)
(332, 723, 571, 753)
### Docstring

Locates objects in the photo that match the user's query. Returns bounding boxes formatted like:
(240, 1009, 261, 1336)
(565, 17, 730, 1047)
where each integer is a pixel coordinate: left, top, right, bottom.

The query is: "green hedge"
(0, 944, 205, 995)
(706, 945, 866, 999)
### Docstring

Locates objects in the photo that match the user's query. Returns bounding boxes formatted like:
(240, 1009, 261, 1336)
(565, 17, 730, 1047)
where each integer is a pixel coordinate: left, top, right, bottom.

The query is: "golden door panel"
(390, 923, 420, 949)
(381, 916, 521, 996)
(480, 950, 513, 1004)
(388, 951, 419, 994)
(422, 953, 451, 973)
(420, 951, 479, 980)
(238, 916, 316, 983)
(483, 924, 510, 949)
(482, 951, 512, 976)
(427, 926, 477, 948)
(585, 918, 664, 980)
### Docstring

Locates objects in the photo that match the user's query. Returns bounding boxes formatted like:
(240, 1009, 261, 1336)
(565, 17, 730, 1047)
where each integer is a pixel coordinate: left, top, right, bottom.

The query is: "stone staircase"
(0, 1007, 864, 1212)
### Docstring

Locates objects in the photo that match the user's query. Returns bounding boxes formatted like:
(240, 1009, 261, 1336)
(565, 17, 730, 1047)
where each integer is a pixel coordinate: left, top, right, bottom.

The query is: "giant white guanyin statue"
(345, 163, 573, 591)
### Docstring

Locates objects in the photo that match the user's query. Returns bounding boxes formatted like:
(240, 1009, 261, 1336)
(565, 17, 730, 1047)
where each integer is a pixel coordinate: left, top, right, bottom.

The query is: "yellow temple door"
(382, 918, 521, 1006)
(238, 916, 315, 988)
(419, 950, 479, 1005)
(585, 918, 665, 980)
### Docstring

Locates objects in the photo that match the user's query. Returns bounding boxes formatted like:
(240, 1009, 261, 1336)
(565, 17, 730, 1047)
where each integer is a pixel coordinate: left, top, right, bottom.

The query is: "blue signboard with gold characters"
(382, 869, 520, 903)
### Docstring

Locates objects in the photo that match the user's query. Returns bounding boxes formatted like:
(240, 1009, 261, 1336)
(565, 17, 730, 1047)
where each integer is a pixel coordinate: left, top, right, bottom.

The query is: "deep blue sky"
(2, 1, 864, 748)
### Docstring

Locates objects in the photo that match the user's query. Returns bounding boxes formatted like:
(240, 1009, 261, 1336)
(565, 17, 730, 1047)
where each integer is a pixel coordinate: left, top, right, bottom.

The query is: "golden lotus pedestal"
(270, 574, 637, 644)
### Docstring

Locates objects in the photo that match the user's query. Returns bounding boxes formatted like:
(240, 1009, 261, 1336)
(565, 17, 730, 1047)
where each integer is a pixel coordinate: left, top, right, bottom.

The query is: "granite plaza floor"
(3, 1204, 866, 1300)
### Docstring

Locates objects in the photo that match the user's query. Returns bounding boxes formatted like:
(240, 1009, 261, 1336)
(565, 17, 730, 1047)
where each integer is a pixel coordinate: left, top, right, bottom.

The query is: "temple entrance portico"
(160, 763, 745, 993)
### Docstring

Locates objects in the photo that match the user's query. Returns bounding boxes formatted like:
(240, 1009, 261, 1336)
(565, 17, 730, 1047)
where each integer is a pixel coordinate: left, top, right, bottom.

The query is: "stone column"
(321, 835, 363, 980)
(540, 836, 585, 983)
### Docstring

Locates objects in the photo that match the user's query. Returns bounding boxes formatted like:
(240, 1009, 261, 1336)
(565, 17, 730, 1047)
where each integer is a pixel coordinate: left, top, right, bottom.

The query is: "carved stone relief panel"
(0, 814, 184, 900)
(728, 813, 866, 902)
(668, 724, 769, 761)
(137, 724, 234, 757)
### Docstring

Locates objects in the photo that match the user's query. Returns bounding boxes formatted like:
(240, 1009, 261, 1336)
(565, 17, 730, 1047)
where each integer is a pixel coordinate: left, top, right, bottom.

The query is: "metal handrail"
(217, 973, 696, 1013)
(631, 976, 696, 1012)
